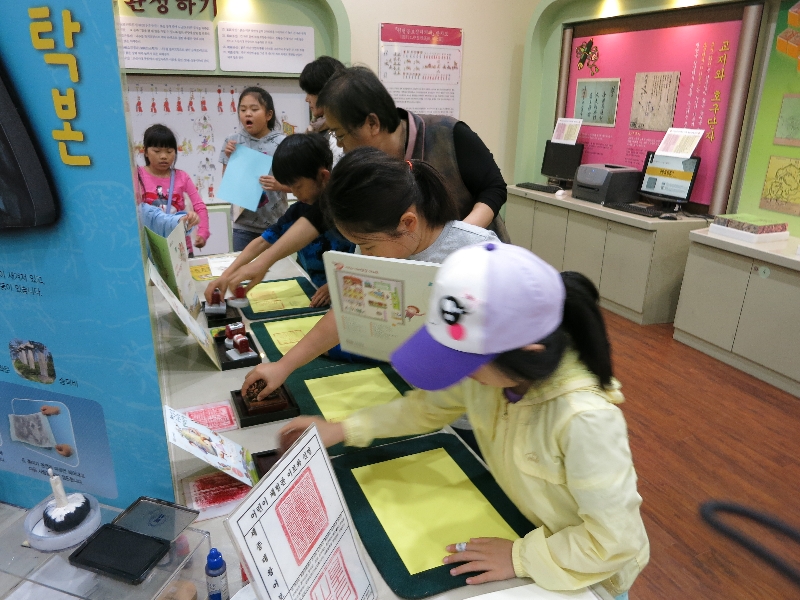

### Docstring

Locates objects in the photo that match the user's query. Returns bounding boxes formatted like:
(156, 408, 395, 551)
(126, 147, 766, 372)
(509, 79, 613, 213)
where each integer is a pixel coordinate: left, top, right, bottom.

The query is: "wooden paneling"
(605, 310, 800, 600)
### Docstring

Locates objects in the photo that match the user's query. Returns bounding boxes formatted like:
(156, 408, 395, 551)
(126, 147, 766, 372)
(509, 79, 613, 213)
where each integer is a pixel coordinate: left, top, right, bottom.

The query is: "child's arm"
(511, 408, 648, 591)
(278, 384, 468, 451)
(181, 172, 210, 244)
(241, 310, 340, 398)
(203, 235, 271, 304)
(227, 216, 321, 292)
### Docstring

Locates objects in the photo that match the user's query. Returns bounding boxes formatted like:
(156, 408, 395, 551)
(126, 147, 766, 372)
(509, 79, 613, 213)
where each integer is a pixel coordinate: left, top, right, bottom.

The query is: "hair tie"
(406, 160, 413, 170)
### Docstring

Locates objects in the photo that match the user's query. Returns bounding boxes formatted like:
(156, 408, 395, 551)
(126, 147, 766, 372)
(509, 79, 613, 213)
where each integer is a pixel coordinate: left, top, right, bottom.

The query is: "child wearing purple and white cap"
(279, 242, 649, 599)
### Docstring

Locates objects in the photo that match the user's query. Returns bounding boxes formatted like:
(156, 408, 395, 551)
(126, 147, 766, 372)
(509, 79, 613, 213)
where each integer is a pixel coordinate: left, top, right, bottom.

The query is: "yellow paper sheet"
(304, 367, 401, 422)
(190, 264, 214, 281)
(352, 448, 518, 575)
(263, 315, 324, 355)
(247, 280, 310, 313)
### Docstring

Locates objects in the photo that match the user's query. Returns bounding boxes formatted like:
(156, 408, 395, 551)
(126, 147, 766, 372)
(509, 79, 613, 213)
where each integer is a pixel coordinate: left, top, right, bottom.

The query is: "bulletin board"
(562, 7, 748, 207)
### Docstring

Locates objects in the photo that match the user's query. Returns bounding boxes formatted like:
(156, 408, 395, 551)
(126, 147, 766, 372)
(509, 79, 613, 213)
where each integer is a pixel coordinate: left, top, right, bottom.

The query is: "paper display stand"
(146, 224, 202, 319)
(225, 425, 377, 600)
(240, 277, 321, 321)
(332, 433, 534, 599)
(324, 252, 439, 362)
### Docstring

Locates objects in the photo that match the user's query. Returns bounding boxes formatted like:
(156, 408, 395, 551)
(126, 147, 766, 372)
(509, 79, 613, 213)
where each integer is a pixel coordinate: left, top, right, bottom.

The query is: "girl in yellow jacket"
(280, 242, 649, 599)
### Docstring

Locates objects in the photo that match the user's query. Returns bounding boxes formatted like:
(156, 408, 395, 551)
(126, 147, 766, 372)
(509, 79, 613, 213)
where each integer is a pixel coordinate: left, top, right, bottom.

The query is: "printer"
(571, 163, 640, 205)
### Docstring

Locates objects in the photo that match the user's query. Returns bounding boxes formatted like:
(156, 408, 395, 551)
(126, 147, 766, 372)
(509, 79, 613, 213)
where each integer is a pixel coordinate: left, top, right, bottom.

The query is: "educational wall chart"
(118, 16, 216, 71)
(218, 22, 315, 74)
(226, 425, 376, 600)
(0, 1, 174, 508)
(379, 23, 463, 118)
(739, 0, 800, 228)
(126, 75, 310, 205)
(325, 252, 439, 361)
(566, 20, 743, 206)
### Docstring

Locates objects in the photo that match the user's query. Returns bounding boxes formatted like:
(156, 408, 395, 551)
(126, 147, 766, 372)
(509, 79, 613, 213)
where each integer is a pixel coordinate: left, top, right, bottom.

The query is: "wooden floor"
(603, 310, 800, 599)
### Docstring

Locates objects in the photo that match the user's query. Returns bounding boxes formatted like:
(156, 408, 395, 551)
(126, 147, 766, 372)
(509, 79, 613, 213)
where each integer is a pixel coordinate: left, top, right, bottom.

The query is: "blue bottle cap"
(207, 547, 225, 570)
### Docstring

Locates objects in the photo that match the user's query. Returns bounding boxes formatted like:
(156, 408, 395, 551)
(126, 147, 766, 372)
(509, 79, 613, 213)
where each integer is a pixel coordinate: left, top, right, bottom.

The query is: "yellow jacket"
(342, 350, 649, 596)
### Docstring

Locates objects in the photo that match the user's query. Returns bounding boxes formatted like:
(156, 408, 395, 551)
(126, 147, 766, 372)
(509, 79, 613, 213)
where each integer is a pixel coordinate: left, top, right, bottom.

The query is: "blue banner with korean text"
(0, 1, 173, 507)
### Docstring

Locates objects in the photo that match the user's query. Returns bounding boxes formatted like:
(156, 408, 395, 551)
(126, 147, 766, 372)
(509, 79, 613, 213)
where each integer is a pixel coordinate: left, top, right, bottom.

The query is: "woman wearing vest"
(211, 65, 510, 303)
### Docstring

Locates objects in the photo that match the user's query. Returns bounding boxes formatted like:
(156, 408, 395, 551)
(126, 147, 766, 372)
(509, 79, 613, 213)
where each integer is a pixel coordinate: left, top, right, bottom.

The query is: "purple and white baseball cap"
(390, 241, 565, 390)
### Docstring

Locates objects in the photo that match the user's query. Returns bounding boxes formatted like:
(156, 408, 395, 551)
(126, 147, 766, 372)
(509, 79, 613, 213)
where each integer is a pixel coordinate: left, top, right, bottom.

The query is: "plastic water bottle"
(206, 547, 230, 600)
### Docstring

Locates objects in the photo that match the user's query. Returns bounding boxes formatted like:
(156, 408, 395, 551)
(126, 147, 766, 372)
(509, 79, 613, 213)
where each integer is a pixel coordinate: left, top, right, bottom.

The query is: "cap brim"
(390, 326, 496, 391)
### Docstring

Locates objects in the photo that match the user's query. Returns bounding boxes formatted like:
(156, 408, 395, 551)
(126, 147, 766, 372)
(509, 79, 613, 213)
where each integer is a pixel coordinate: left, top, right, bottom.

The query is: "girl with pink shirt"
(138, 124, 209, 253)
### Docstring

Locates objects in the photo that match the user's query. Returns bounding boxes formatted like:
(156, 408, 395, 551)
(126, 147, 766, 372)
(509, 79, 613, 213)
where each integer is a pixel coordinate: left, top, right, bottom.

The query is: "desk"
(673, 229, 800, 397)
(152, 254, 612, 600)
(505, 186, 706, 325)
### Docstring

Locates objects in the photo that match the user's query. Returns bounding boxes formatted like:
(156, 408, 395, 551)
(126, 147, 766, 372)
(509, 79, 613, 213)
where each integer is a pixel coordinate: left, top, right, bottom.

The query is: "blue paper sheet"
(216, 145, 273, 211)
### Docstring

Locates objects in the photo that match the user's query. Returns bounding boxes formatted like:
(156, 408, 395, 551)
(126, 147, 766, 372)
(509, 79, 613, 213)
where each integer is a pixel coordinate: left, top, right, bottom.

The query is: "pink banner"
(380, 23, 462, 46)
(566, 20, 742, 205)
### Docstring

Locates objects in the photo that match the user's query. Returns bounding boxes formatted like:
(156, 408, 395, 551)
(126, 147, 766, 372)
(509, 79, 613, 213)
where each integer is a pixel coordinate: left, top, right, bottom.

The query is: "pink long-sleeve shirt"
(138, 167, 210, 241)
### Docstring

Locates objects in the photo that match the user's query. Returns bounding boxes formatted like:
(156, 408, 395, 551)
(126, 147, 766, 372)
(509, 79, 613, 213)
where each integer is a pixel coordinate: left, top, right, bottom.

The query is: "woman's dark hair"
(299, 56, 345, 95)
(494, 272, 613, 387)
(273, 133, 333, 186)
(316, 66, 400, 134)
(142, 124, 177, 165)
(320, 146, 458, 235)
(238, 86, 276, 130)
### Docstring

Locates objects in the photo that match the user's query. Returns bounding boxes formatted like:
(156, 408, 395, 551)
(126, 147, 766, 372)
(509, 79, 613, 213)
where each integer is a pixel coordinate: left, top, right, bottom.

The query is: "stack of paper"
(709, 213, 790, 243)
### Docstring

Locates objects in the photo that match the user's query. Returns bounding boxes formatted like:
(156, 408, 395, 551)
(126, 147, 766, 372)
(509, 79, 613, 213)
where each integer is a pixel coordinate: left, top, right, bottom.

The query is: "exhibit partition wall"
(516, 0, 764, 215)
(0, 1, 174, 508)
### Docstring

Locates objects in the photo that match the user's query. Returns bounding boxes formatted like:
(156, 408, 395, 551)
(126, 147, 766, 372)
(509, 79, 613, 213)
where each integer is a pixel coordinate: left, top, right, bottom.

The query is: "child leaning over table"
(206, 133, 354, 307)
(279, 242, 649, 599)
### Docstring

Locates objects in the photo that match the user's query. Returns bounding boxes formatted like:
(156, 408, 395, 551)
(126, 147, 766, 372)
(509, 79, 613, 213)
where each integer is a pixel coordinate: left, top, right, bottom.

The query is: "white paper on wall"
(218, 22, 314, 73)
(119, 16, 216, 71)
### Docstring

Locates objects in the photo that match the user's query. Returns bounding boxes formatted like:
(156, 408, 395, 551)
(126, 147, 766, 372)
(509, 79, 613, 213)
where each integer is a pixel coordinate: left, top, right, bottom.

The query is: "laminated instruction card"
(226, 425, 376, 600)
(324, 251, 439, 361)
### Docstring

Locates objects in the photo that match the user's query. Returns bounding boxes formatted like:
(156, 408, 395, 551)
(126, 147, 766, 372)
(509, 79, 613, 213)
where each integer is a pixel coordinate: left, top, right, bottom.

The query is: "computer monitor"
(638, 151, 701, 205)
(541, 140, 584, 185)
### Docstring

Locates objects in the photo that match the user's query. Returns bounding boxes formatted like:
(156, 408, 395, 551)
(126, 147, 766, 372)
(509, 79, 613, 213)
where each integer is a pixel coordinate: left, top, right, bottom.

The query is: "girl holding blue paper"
(220, 87, 289, 251)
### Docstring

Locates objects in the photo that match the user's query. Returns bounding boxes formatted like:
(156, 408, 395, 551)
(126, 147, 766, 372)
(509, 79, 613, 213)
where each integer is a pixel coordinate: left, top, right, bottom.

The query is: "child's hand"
(224, 139, 238, 158)
(443, 538, 516, 584)
(310, 283, 330, 307)
(40, 405, 60, 416)
(204, 277, 229, 304)
(241, 362, 290, 400)
(181, 211, 200, 229)
(228, 263, 266, 294)
(278, 417, 344, 453)
(259, 175, 291, 192)
(194, 235, 207, 248)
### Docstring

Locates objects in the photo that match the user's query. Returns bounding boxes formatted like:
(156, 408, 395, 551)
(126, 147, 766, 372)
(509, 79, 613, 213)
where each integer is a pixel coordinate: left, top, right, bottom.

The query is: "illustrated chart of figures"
(380, 46, 461, 84)
(227, 427, 375, 600)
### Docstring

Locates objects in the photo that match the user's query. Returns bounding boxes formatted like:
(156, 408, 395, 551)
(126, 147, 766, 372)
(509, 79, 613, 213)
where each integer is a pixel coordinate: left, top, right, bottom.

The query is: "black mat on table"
(239, 277, 321, 321)
(332, 433, 534, 599)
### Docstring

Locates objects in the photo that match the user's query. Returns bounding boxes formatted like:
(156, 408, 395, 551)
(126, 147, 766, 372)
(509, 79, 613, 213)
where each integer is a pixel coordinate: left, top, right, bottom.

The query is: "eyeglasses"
(332, 129, 348, 143)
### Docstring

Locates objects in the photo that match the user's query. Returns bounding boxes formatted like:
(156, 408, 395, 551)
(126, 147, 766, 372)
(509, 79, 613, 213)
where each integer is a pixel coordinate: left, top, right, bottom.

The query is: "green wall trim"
(514, 0, 742, 184)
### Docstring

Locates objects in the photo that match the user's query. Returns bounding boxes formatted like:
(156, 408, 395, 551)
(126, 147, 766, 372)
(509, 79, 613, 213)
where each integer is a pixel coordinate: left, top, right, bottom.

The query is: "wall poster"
(0, 1, 175, 508)
(565, 20, 743, 206)
(379, 23, 463, 118)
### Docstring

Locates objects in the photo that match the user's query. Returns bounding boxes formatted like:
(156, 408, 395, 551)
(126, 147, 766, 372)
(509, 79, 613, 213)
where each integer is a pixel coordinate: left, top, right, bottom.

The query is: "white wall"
(339, 0, 543, 180)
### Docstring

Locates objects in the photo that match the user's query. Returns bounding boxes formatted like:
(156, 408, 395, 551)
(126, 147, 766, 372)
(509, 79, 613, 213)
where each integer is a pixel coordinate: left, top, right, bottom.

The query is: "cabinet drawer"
(562, 211, 608, 288)
(531, 202, 568, 270)
(599, 222, 655, 313)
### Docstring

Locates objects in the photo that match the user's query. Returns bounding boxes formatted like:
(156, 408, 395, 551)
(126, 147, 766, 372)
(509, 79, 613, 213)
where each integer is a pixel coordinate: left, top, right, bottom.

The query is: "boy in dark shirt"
(205, 133, 354, 307)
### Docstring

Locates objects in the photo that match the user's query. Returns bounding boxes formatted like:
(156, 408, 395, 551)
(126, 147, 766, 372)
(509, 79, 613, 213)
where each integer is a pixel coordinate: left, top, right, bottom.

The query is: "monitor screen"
(639, 151, 701, 204)
(541, 140, 584, 181)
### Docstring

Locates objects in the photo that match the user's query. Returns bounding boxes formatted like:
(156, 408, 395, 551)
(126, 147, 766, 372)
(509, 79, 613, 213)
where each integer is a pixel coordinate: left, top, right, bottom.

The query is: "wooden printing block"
(243, 382, 290, 415)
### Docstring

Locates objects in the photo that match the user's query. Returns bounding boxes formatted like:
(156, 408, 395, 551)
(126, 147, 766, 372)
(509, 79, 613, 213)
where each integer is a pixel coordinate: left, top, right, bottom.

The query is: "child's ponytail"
(408, 159, 459, 227)
(493, 271, 613, 388)
(560, 271, 613, 387)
